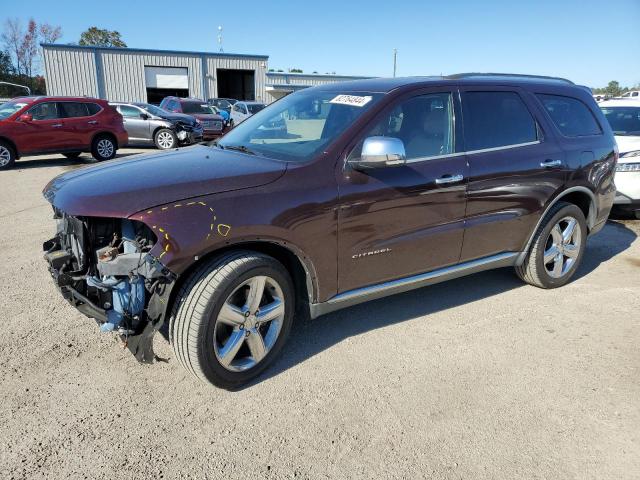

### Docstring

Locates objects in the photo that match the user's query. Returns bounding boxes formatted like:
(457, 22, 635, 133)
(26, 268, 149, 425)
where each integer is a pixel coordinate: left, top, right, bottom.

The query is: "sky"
(2, 0, 639, 88)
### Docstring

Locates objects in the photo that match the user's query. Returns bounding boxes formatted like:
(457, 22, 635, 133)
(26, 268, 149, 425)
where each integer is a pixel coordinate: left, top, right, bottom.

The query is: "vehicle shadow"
(12, 152, 142, 170)
(247, 220, 637, 388)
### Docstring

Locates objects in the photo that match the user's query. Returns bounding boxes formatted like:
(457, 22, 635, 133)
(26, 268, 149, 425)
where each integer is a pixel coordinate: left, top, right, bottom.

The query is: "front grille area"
(203, 120, 223, 131)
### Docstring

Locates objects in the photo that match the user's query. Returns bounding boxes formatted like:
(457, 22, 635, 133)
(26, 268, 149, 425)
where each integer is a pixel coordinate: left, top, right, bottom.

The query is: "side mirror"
(349, 136, 407, 169)
(18, 113, 33, 122)
(140, 113, 150, 120)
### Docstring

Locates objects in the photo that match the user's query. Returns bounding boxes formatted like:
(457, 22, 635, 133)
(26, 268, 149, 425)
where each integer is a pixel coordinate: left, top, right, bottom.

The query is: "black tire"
(515, 202, 587, 288)
(169, 251, 294, 389)
(63, 152, 81, 159)
(0, 140, 16, 170)
(154, 128, 177, 150)
(91, 134, 117, 161)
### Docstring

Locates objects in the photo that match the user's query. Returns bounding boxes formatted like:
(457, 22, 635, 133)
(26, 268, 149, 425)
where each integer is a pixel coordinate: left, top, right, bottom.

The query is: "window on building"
(537, 94, 602, 137)
(463, 91, 538, 150)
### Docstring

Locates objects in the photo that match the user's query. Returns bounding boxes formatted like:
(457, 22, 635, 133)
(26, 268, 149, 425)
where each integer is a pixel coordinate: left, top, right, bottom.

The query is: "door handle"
(540, 159, 562, 168)
(52, 124, 63, 128)
(435, 174, 464, 184)
(88, 120, 98, 125)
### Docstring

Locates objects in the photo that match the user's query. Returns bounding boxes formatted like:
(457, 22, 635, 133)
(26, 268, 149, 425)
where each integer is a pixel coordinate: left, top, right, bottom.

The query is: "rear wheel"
(169, 251, 294, 389)
(154, 128, 177, 150)
(516, 202, 587, 288)
(0, 141, 16, 170)
(91, 135, 116, 161)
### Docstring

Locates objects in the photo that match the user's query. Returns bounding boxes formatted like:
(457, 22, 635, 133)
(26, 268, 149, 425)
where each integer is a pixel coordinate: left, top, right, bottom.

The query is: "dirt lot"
(1, 150, 639, 480)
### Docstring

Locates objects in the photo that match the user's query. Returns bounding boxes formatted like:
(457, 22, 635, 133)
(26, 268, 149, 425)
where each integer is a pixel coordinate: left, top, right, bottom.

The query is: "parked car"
(111, 102, 203, 149)
(208, 98, 236, 115)
(230, 101, 266, 124)
(43, 74, 616, 388)
(159, 97, 225, 140)
(619, 91, 640, 99)
(0, 96, 127, 169)
(599, 99, 640, 218)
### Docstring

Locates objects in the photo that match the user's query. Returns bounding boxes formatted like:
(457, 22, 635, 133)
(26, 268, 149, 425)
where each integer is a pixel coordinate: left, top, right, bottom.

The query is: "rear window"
(87, 103, 102, 115)
(462, 91, 538, 151)
(537, 94, 601, 137)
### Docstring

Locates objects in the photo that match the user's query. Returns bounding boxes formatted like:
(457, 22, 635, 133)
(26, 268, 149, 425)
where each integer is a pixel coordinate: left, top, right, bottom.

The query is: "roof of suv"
(314, 73, 579, 94)
(9, 95, 104, 104)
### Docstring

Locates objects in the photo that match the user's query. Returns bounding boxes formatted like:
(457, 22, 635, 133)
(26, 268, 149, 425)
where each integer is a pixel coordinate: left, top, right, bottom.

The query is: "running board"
(309, 252, 520, 319)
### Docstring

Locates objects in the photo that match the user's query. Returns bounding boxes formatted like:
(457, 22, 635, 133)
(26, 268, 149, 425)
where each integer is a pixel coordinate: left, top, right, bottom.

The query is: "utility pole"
(393, 49, 397, 77)
(217, 26, 224, 53)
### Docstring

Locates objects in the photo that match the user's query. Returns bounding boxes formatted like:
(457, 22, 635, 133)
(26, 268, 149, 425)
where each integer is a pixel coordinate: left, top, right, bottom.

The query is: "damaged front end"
(43, 209, 176, 363)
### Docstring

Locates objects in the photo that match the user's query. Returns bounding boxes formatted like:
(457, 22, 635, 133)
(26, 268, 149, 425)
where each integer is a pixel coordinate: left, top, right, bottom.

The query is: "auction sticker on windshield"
(329, 94, 373, 107)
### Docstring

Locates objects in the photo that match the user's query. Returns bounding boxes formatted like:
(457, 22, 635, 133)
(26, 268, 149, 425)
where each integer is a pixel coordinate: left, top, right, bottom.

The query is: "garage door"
(144, 66, 188, 89)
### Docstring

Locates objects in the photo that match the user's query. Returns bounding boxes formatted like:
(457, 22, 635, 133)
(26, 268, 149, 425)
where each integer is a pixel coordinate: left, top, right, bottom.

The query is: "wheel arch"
(0, 136, 19, 159)
(91, 131, 118, 149)
(164, 240, 317, 324)
(516, 186, 597, 266)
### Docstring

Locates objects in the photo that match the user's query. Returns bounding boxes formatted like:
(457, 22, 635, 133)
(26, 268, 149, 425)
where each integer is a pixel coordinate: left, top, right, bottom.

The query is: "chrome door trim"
(309, 252, 519, 319)
(403, 140, 541, 165)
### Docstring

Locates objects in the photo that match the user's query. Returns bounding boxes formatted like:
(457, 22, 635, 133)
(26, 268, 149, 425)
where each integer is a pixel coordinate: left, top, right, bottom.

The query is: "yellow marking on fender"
(174, 204, 182, 208)
(186, 202, 195, 206)
(158, 227, 165, 233)
(161, 207, 169, 211)
(147, 210, 153, 214)
(217, 224, 231, 237)
(164, 233, 169, 240)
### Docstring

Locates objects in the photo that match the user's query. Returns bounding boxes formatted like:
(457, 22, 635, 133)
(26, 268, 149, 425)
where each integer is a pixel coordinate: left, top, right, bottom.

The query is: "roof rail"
(447, 72, 574, 85)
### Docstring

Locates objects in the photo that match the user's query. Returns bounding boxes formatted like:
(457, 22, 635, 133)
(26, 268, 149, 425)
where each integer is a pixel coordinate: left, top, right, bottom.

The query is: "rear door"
(58, 102, 94, 148)
(18, 101, 67, 153)
(117, 105, 151, 142)
(337, 88, 468, 293)
(458, 87, 567, 262)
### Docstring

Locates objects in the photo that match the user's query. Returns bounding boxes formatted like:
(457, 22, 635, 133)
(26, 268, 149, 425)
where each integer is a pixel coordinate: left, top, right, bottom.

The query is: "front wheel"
(169, 251, 294, 389)
(154, 128, 177, 150)
(91, 135, 117, 161)
(0, 141, 16, 170)
(515, 202, 587, 288)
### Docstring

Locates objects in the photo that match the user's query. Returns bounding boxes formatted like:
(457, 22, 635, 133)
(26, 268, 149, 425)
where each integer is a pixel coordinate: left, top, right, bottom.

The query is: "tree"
(605, 80, 622, 97)
(79, 27, 127, 47)
(20, 19, 39, 78)
(40, 23, 62, 44)
(289, 68, 303, 73)
(1, 18, 24, 75)
(0, 51, 13, 78)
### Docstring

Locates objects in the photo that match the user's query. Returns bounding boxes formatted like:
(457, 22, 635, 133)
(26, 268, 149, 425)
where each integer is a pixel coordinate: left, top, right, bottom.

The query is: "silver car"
(111, 102, 204, 150)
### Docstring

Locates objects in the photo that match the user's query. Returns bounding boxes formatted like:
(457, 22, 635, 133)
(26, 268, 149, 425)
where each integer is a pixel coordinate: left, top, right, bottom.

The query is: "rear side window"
(462, 91, 538, 151)
(86, 103, 102, 115)
(537, 94, 601, 137)
(61, 102, 89, 118)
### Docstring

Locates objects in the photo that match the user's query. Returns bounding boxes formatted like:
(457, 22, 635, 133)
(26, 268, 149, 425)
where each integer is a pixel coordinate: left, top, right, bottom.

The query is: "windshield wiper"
(222, 144, 257, 155)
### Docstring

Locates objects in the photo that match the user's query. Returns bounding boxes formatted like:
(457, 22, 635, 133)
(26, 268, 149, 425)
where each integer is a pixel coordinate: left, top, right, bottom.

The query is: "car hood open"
(43, 145, 287, 218)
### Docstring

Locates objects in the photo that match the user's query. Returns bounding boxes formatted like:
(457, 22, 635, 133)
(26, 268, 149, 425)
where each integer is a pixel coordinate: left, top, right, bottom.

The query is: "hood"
(156, 112, 197, 125)
(615, 135, 640, 162)
(192, 113, 224, 121)
(43, 145, 287, 218)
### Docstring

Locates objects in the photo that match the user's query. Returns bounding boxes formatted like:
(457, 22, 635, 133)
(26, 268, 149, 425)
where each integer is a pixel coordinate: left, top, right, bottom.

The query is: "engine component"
(87, 276, 145, 332)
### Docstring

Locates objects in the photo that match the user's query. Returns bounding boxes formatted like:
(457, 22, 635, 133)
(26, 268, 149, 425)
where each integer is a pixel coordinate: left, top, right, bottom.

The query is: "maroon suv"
(43, 74, 616, 389)
(0, 96, 128, 169)
(159, 97, 226, 140)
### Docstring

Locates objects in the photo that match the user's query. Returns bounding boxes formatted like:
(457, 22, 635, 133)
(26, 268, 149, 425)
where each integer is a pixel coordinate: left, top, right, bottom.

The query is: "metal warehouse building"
(42, 44, 370, 104)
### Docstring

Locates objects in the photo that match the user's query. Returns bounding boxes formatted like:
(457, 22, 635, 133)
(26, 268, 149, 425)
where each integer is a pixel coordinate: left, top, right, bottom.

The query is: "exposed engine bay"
(43, 208, 176, 362)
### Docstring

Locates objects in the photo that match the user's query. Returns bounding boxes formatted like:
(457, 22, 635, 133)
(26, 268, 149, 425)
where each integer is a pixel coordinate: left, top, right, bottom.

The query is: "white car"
(620, 90, 640, 99)
(600, 100, 640, 218)
(230, 101, 266, 125)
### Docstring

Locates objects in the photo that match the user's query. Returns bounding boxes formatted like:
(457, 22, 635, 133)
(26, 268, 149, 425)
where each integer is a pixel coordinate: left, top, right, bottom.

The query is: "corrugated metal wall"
(43, 47, 99, 97)
(205, 57, 267, 102)
(266, 73, 370, 87)
(43, 45, 267, 103)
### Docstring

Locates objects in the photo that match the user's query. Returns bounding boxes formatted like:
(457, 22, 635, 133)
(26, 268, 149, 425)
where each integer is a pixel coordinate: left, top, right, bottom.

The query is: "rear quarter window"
(86, 103, 102, 115)
(537, 94, 602, 137)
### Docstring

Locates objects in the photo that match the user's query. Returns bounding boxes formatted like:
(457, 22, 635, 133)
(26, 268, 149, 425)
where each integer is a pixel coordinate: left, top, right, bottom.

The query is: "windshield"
(0, 101, 28, 120)
(139, 103, 170, 117)
(601, 106, 640, 135)
(182, 102, 214, 115)
(218, 90, 382, 162)
(247, 103, 265, 114)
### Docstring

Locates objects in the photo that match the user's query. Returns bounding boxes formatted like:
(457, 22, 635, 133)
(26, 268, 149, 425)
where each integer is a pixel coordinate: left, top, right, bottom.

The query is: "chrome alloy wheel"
(97, 139, 114, 158)
(213, 276, 285, 372)
(544, 215, 581, 278)
(157, 131, 175, 149)
(0, 145, 11, 167)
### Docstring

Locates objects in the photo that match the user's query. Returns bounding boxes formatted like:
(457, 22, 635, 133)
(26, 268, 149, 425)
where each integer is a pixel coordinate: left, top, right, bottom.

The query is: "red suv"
(0, 96, 128, 169)
(159, 97, 226, 140)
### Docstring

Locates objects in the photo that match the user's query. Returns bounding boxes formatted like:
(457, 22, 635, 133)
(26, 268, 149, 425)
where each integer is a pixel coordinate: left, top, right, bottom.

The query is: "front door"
(118, 105, 151, 143)
(17, 101, 68, 153)
(458, 87, 568, 262)
(337, 89, 468, 293)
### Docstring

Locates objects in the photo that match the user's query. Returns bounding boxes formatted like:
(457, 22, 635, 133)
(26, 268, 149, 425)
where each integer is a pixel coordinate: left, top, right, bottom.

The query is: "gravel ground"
(1, 150, 639, 480)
